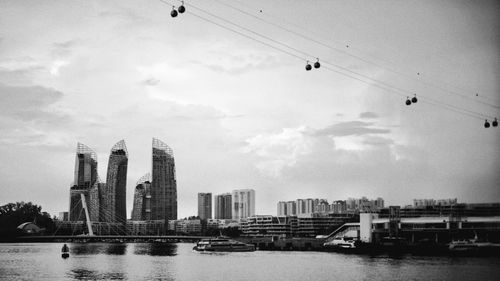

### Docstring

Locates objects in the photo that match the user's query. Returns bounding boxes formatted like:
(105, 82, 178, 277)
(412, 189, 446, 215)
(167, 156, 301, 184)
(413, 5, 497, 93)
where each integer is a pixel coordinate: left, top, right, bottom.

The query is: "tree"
(0, 201, 55, 240)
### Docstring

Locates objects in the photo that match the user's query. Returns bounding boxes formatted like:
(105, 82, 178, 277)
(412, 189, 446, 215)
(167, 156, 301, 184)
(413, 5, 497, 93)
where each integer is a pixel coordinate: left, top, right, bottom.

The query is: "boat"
(193, 238, 256, 252)
(448, 239, 500, 253)
(448, 240, 479, 252)
(323, 237, 357, 249)
(61, 244, 69, 258)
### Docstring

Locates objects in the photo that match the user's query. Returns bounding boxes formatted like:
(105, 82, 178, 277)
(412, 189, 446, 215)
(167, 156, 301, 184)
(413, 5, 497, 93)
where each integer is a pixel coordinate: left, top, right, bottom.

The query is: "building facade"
(296, 199, 306, 215)
(286, 201, 297, 216)
(329, 200, 347, 214)
(127, 220, 165, 235)
(168, 219, 202, 234)
(241, 213, 357, 237)
(214, 193, 232, 219)
(198, 193, 212, 220)
(58, 212, 69, 221)
(69, 143, 98, 222)
(89, 181, 102, 222)
(232, 189, 255, 220)
(151, 138, 177, 221)
(131, 173, 152, 221)
(102, 140, 128, 224)
(277, 201, 287, 216)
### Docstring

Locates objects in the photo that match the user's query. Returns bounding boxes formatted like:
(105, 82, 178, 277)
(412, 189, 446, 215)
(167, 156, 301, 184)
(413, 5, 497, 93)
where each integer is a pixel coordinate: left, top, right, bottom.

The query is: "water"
(1, 243, 500, 281)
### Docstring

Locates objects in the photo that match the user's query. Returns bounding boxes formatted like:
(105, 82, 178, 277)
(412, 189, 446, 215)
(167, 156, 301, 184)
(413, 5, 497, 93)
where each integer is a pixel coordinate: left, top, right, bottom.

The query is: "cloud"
(142, 78, 160, 86)
(362, 135, 395, 146)
(242, 127, 314, 177)
(314, 121, 390, 137)
(0, 83, 75, 149)
(49, 60, 69, 76)
(242, 119, 398, 178)
(190, 53, 282, 75)
(98, 8, 147, 23)
(359, 111, 379, 119)
(0, 56, 70, 83)
(51, 40, 80, 58)
(0, 83, 63, 121)
(0, 57, 41, 72)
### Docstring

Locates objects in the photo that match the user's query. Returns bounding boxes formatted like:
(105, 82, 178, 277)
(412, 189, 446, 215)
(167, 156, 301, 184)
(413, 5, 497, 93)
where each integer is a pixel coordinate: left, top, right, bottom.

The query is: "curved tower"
(131, 173, 152, 221)
(103, 140, 128, 224)
(69, 143, 98, 221)
(151, 138, 177, 221)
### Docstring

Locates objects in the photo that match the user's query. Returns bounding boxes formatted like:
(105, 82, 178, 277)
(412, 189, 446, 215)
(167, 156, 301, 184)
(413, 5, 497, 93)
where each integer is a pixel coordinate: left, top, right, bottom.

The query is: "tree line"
(0, 201, 55, 241)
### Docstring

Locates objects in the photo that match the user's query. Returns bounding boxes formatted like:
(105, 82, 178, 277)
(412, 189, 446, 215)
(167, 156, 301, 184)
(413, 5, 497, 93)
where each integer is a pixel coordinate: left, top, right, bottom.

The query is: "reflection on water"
(68, 268, 125, 280)
(133, 243, 177, 256)
(69, 243, 128, 255)
(70, 243, 102, 255)
(68, 243, 177, 256)
(105, 244, 127, 255)
(1, 243, 500, 281)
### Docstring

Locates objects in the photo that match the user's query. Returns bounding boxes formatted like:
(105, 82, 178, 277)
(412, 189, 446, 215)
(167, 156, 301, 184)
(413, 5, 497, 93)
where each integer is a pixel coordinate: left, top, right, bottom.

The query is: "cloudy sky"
(0, 0, 499, 219)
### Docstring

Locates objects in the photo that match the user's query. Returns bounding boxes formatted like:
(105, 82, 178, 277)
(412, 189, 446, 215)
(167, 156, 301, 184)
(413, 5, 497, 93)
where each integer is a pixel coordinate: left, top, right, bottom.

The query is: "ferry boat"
(448, 239, 500, 252)
(448, 240, 479, 252)
(323, 237, 357, 249)
(193, 238, 256, 252)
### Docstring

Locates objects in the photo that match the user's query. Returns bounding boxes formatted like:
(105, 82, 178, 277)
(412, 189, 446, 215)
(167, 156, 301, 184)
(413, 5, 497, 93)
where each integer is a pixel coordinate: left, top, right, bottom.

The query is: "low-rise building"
(169, 219, 202, 235)
(241, 213, 357, 237)
(241, 215, 296, 237)
(126, 220, 165, 235)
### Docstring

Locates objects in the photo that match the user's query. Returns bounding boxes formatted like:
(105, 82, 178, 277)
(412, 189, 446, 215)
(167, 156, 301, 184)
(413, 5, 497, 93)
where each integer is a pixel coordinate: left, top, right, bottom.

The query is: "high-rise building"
(277, 201, 287, 216)
(305, 198, 315, 214)
(198, 193, 212, 220)
(131, 173, 152, 221)
(374, 197, 385, 209)
(151, 138, 177, 221)
(232, 189, 255, 220)
(102, 140, 128, 224)
(296, 199, 306, 215)
(89, 181, 104, 222)
(329, 200, 347, 214)
(69, 143, 98, 221)
(346, 198, 356, 211)
(58, 212, 69, 221)
(214, 193, 232, 219)
(286, 201, 297, 215)
(315, 199, 329, 213)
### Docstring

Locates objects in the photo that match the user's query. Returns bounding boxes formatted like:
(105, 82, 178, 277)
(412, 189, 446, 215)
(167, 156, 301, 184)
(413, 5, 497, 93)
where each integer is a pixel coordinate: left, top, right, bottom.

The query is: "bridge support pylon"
(80, 193, 94, 236)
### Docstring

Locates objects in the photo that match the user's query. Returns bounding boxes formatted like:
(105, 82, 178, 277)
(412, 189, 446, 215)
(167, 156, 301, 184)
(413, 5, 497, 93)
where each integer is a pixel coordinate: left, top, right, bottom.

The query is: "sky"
(0, 0, 499, 219)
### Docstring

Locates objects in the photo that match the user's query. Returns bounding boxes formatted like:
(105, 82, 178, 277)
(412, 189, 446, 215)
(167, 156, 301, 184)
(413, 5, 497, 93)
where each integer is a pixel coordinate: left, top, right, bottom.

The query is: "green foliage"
(0, 201, 55, 240)
(221, 226, 242, 238)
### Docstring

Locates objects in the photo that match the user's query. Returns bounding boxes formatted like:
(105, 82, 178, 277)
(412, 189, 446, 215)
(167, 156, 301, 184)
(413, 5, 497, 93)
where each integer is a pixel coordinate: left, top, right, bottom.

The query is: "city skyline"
(0, 0, 499, 219)
(66, 140, 404, 220)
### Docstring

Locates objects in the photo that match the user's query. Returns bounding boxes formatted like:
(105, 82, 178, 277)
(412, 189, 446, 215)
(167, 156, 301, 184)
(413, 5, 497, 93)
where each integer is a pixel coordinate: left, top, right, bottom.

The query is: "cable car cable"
(207, 0, 500, 109)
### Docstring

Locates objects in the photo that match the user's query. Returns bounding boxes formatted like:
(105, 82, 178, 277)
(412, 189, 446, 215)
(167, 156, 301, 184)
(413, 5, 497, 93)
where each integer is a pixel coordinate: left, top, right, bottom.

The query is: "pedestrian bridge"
(17, 235, 211, 243)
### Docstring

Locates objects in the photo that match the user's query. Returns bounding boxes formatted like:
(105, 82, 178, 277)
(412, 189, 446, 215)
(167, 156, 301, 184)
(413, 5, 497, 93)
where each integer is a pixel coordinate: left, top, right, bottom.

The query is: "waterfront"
(1, 243, 500, 280)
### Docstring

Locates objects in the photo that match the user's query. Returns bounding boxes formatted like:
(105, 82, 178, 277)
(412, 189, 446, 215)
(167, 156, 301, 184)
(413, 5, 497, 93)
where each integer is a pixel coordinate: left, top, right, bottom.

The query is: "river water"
(1, 243, 499, 280)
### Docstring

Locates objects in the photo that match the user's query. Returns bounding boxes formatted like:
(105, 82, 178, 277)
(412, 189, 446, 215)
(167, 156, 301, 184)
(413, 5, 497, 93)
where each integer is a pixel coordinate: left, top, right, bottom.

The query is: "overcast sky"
(0, 0, 499, 219)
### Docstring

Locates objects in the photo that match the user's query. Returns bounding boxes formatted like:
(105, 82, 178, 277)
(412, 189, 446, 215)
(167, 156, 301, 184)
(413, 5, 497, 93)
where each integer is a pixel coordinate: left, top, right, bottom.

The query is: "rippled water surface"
(1, 243, 500, 280)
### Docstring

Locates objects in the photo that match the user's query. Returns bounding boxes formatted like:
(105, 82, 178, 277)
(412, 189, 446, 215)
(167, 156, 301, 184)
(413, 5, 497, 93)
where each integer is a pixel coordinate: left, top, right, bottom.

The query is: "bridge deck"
(17, 235, 211, 242)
